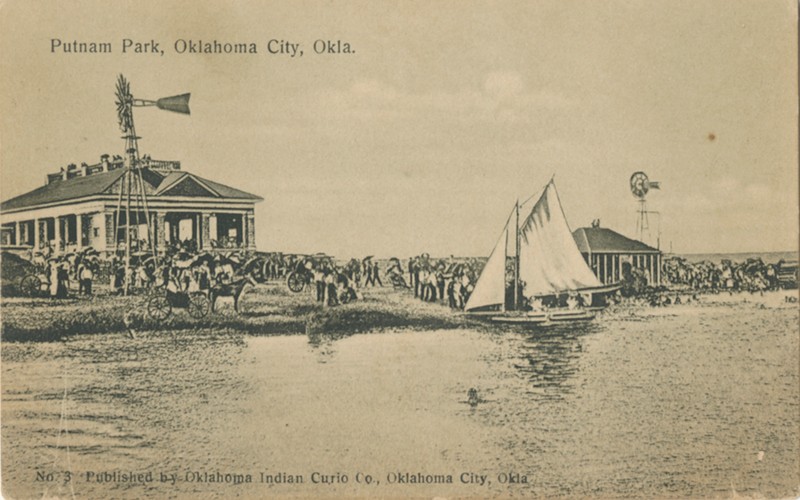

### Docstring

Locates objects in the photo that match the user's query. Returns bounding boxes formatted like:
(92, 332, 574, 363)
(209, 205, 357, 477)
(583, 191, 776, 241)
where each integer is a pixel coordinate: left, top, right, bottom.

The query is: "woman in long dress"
(56, 262, 69, 298)
(49, 261, 59, 297)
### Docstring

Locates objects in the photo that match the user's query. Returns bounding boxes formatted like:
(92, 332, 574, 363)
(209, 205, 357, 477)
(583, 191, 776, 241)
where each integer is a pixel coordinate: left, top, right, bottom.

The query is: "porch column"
(201, 213, 211, 250)
(246, 213, 256, 250)
(656, 254, 661, 285)
(611, 255, 617, 283)
(241, 214, 247, 247)
(54, 216, 62, 253)
(195, 213, 202, 249)
(598, 254, 603, 283)
(105, 213, 116, 250)
(155, 212, 166, 252)
(75, 214, 83, 249)
(33, 219, 40, 250)
(643, 254, 648, 283)
(650, 255, 655, 286)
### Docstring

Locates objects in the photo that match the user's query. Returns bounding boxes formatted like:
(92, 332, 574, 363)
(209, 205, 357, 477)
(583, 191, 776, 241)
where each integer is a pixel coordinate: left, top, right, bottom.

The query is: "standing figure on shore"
(56, 261, 69, 298)
(48, 259, 59, 298)
(436, 263, 446, 301)
(79, 261, 94, 295)
(314, 262, 326, 303)
(76, 261, 87, 295)
(324, 265, 338, 307)
(425, 267, 438, 301)
(447, 279, 458, 309)
(364, 258, 375, 287)
(418, 265, 428, 300)
(372, 261, 383, 287)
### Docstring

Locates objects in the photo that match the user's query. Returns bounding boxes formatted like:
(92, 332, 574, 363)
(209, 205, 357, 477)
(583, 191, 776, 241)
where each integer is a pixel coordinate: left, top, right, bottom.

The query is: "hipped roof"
(573, 226, 660, 254)
(1, 168, 262, 212)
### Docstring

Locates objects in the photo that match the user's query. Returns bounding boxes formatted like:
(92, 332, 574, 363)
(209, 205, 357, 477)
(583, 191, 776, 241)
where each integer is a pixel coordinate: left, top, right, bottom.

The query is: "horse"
(208, 273, 258, 313)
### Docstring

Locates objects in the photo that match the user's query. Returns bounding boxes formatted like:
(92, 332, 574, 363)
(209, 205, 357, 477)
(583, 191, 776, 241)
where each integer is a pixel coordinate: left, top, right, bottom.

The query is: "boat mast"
(514, 198, 520, 310)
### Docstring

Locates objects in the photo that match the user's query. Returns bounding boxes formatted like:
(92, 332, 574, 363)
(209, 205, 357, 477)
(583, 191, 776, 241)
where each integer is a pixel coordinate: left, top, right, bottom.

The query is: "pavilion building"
(572, 223, 662, 286)
(0, 155, 262, 256)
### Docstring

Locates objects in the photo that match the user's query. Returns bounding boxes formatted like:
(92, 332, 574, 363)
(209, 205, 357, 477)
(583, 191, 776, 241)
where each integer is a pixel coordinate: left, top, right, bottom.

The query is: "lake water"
(2, 294, 798, 498)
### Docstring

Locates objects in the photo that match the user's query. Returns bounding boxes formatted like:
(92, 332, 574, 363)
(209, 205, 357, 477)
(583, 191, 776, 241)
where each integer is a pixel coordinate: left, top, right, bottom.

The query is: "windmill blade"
(115, 74, 133, 132)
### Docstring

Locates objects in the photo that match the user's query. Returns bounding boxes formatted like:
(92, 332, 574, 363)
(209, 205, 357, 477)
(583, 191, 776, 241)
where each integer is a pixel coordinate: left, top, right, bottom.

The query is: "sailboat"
(465, 179, 619, 325)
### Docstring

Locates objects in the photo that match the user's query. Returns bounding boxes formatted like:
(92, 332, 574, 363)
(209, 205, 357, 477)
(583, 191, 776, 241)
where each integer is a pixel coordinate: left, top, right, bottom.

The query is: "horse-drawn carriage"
(285, 254, 333, 293)
(18, 271, 49, 297)
(17, 248, 101, 297)
(145, 251, 259, 320)
(146, 288, 211, 320)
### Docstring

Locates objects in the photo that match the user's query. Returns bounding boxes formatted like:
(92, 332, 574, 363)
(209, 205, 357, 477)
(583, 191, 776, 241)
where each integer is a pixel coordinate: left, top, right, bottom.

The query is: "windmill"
(630, 171, 661, 248)
(114, 74, 190, 295)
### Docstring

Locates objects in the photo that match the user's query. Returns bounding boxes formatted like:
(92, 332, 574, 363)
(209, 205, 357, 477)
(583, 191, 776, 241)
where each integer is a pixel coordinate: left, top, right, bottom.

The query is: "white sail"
(518, 181, 602, 297)
(464, 216, 509, 312)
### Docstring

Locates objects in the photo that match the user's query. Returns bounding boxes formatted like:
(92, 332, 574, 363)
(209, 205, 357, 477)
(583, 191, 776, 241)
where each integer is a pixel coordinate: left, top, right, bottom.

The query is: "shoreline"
(1, 282, 796, 343)
(0, 283, 477, 342)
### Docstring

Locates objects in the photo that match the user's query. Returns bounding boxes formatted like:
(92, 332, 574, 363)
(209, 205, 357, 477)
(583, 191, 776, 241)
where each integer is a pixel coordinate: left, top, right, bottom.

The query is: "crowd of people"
(24, 244, 796, 314)
(32, 248, 101, 299)
(109, 249, 252, 296)
(253, 252, 484, 310)
(661, 256, 795, 293)
(403, 254, 481, 309)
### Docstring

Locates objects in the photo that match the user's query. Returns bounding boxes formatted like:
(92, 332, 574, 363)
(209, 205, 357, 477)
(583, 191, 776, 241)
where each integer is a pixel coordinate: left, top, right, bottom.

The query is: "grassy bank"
(1, 283, 476, 341)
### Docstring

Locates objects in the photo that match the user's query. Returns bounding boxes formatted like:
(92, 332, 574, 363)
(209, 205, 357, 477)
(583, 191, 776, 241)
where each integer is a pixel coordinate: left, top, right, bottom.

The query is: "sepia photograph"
(1, 1, 798, 498)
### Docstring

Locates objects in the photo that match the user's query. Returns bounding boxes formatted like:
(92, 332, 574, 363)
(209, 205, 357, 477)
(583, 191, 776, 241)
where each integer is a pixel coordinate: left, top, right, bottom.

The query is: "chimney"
(101, 154, 110, 172)
(80, 162, 89, 176)
(62, 165, 70, 180)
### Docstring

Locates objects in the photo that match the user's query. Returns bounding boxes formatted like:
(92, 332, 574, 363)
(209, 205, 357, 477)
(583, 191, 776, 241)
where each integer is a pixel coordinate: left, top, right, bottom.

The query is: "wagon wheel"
(147, 294, 172, 321)
(286, 271, 305, 293)
(187, 292, 210, 319)
(19, 274, 42, 297)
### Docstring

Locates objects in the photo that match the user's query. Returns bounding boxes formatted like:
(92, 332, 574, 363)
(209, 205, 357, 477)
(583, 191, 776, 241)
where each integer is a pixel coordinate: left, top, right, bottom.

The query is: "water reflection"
(306, 332, 338, 363)
(3, 310, 797, 499)
(512, 323, 600, 400)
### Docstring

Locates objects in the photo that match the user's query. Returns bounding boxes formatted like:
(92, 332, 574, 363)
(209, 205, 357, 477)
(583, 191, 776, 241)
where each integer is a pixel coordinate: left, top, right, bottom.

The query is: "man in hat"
(78, 260, 95, 295)
(372, 261, 383, 287)
(364, 257, 374, 287)
(314, 262, 326, 303)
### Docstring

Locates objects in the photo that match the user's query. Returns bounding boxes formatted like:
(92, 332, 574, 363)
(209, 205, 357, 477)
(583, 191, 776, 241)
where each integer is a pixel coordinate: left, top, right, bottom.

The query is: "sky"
(1, 0, 797, 258)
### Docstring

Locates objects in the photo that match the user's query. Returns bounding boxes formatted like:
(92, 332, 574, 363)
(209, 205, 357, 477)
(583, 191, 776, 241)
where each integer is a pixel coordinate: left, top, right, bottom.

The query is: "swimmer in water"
(467, 388, 479, 407)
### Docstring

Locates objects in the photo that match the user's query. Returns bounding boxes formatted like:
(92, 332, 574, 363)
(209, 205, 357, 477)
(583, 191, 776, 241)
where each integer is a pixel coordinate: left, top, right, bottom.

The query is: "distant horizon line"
(253, 249, 798, 260)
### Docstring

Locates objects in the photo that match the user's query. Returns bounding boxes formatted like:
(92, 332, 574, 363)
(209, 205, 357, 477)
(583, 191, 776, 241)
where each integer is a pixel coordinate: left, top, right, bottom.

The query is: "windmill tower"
(113, 75, 190, 295)
(629, 171, 661, 248)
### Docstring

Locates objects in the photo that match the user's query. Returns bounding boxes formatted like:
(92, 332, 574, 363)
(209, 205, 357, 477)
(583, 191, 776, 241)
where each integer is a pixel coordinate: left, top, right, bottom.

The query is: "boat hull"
(467, 309, 596, 325)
